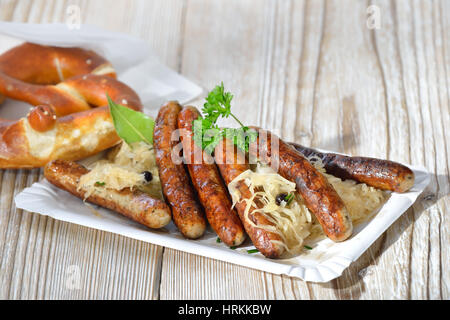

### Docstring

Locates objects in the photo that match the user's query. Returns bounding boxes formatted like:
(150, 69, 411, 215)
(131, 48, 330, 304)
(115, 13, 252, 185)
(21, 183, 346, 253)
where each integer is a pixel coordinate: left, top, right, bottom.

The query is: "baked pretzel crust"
(0, 43, 142, 168)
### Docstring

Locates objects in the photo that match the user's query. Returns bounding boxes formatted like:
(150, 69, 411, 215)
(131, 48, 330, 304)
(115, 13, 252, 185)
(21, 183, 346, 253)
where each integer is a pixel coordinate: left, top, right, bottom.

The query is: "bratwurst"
(289, 143, 415, 193)
(44, 160, 171, 229)
(178, 106, 246, 246)
(250, 128, 353, 242)
(215, 137, 285, 258)
(154, 101, 206, 239)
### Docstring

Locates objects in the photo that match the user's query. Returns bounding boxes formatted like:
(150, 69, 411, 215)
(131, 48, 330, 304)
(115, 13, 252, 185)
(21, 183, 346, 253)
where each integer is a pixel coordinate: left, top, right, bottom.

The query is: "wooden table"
(0, 0, 448, 300)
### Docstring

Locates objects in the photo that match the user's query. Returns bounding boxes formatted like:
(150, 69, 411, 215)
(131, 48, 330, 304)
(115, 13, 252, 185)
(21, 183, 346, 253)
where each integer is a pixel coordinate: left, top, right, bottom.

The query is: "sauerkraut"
(308, 157, 389, 239)
(77, 141, 163, 200)
(228, 160, 389, 255)
(228, 163, 312, 255)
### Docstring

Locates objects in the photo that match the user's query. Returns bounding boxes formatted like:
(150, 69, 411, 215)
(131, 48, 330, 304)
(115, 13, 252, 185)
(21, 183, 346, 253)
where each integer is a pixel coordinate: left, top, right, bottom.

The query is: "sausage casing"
(215, 137, 285, 258)
(251, 128, 353, 242)
(154, 101, 206, 239)
(178, 106, 246, 246)
(44, 160, 172, 229)
(289, 143, 415, 193)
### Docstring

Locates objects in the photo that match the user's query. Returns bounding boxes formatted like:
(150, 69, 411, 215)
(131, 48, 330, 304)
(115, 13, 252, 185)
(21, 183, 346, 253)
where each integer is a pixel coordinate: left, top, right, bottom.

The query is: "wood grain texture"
(0, 0, 183, 300)
(0, 0, 448, 300)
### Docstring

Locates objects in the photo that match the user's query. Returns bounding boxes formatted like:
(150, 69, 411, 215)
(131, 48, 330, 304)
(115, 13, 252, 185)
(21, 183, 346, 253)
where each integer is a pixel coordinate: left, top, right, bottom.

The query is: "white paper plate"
(15, 163, 430, 282)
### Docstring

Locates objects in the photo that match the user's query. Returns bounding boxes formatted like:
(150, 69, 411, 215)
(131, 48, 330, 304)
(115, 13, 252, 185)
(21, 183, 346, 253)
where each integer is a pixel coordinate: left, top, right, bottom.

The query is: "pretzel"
(0, 42, 116, 84)
(0, 42, 142, 169)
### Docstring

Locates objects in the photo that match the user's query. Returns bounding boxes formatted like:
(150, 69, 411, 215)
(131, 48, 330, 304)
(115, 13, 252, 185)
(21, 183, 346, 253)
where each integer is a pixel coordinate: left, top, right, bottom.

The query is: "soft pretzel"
(0, 42, 116, 84)
(0, 42, 142, 169)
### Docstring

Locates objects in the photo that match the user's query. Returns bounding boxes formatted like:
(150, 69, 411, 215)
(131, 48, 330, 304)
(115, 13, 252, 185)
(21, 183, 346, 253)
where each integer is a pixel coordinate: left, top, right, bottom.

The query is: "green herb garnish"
(284, 193, 294, 205)
(230, 246, 237, 250)
(193, 82, 257, 154)
(216, 237, 222, 243)
(107, 94, 155, 145)
(247, 249, 259, 254)
(95, 181, 106, 187)
(304, 245, 313, 250)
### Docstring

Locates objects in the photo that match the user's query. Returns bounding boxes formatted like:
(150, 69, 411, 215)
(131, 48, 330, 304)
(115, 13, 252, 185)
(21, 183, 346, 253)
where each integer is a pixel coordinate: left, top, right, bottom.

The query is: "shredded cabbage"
(228, 163, 312, 256)
(307, 157, 389, 239)
(228, 160, 389, 255)
(77, 141, 163, 200)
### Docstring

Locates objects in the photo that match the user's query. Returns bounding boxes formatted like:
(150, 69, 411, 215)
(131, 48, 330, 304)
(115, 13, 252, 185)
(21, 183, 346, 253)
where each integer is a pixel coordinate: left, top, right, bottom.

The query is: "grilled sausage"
(215, 137, 285, 258)
(44, 160, 171, 229)
(154, 101, 206, 239)
(289, 143, 415, 193)
(250, 128, 353, 242)
(178, 106, 246, 246)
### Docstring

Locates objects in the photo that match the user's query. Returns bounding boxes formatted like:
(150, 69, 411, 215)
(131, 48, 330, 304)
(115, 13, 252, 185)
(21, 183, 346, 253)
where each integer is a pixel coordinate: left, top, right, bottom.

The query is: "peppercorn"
(143, 171, 153, 182)
(275, 193, 288, 205)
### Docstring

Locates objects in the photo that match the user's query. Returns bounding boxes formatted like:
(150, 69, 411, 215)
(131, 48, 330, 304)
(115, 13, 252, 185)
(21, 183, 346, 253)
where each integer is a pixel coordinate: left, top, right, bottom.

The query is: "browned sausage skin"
(154, 101, 206, 239)
(289, 143, 415, 193)
(44, 160, 171, 229)
(215, 137, 285, 258)
(177, 106, 246, 246)
(249, 128, 353, 242)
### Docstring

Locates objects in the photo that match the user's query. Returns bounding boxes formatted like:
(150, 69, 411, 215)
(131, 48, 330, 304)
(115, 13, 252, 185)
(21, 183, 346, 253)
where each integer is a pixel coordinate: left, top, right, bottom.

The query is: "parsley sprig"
(193, 83, 257, 154)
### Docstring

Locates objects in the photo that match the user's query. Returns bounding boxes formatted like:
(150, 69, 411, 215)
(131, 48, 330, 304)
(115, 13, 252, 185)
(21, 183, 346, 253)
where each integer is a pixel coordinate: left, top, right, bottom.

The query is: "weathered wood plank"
(159, 0, 270, 299)
(0, 0, 184, 299)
